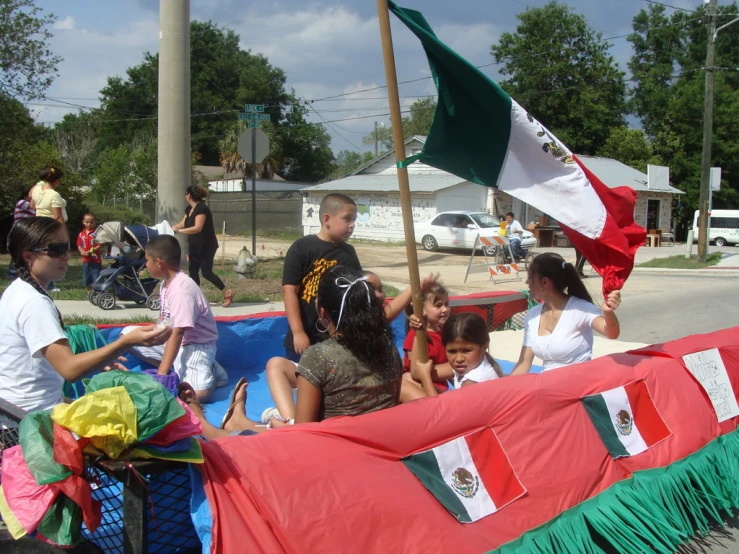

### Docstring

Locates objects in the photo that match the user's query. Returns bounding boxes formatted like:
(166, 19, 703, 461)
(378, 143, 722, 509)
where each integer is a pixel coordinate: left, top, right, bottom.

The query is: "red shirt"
(402, 329, 450, 391)
(77, 229, 102, 264)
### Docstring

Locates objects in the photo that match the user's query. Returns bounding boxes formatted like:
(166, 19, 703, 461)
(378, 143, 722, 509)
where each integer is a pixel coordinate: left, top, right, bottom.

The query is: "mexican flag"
(402, 428, 525, 523)
(389, 2, 646, 295)
(582, 380, 671, 458)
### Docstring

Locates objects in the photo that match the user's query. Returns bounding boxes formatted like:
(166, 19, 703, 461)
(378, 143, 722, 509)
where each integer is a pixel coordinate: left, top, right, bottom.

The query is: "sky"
(31, 0, 701, 156)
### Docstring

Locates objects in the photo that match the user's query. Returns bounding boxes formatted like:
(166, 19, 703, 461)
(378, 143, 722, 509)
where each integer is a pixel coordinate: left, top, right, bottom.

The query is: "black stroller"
(88, 222, 169, 311)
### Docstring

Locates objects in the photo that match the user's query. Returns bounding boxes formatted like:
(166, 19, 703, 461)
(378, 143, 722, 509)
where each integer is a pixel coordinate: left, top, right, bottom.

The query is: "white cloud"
(54, 16, 76, 31)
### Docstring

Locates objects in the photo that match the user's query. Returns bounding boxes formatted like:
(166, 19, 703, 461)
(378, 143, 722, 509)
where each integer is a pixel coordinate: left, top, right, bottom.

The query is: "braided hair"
(7, 217, 66, 326)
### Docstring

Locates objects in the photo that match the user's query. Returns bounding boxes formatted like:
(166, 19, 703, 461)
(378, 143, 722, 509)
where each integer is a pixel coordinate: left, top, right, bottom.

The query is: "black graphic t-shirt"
(185, 202, 219, 255)
(282, 234, 362, 349)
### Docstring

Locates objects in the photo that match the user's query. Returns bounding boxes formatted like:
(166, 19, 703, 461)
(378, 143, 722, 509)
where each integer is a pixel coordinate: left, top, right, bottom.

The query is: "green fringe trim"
(492, 429, 739, 554)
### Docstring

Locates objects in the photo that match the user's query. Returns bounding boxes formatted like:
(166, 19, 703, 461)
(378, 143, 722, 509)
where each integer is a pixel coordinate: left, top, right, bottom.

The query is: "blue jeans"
(82, 262, 102, 286)
(509, 239, 525, 259)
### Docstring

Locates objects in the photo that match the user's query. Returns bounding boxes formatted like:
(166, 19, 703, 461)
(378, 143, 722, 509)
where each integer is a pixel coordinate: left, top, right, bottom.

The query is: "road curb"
(631, 267, 739, 277)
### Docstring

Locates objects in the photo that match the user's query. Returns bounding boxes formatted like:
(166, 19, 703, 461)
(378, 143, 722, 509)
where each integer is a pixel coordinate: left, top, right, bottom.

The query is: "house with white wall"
(301, 138, 684, 240)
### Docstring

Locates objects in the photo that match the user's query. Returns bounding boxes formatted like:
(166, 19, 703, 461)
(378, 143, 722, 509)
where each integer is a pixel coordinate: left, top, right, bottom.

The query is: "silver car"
(414, 211, 536, 255)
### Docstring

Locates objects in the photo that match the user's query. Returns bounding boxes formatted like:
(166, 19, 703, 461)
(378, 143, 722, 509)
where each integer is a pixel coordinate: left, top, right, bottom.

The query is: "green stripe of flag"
(402, 450, 472, 523)
(582, 394, 629, 458)
(388, 2, 513, 186)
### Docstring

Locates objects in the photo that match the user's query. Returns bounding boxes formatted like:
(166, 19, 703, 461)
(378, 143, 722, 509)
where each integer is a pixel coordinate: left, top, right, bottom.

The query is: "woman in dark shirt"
(172, 185, 235, 307)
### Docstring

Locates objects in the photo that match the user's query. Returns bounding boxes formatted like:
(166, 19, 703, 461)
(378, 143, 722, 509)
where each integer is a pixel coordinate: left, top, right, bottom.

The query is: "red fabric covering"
(560, 156, 646, 298)
(145, 399, 204, 447)
(199, 327, 739, 553)
(1, 446, 58, 534)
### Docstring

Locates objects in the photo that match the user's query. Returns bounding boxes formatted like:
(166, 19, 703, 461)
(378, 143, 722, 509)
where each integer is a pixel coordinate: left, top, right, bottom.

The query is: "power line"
(645, 0, 696, 14)
(308, 105, 364, 151)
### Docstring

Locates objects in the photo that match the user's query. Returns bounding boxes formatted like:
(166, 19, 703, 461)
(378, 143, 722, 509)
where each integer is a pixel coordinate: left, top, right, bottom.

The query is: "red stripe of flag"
(464, 428, 526, 509)
(624, 381, 671, 447)
(559, 156, 646, 297)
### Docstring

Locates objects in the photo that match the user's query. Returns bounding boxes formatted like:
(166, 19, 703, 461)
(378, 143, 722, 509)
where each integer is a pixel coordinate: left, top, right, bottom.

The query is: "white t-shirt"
(0, 279, 67, 411)
(453, 357, 500, 388)
(506, 219, 523, 241)
(523, 296, 602, 372)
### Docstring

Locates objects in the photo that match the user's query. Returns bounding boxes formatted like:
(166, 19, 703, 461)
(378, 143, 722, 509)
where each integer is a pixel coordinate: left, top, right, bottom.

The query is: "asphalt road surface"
(617, 274, 738, 344)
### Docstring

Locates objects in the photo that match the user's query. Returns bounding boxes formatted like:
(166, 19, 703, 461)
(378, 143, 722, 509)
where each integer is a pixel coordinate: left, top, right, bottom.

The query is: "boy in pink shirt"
(123, 235, 227, 402)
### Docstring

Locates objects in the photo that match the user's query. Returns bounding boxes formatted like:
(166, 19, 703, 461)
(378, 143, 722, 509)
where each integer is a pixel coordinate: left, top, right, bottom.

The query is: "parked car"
(414, 211, 536, 255)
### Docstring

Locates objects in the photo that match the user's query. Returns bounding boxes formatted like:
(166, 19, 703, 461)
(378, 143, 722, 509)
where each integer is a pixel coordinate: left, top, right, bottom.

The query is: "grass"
(64, 314, 156, 326)
(637, 252, 723, 269)
(0, 254, 286, 303)
(383, 283, 401, 298)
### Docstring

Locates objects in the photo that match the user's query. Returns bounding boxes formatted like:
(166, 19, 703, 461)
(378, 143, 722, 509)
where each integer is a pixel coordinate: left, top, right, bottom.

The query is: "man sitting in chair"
(505, 212, 526, 261)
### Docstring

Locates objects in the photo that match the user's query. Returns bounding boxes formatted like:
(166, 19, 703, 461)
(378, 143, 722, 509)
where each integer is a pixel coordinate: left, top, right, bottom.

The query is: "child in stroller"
(89, 221, 174, 310)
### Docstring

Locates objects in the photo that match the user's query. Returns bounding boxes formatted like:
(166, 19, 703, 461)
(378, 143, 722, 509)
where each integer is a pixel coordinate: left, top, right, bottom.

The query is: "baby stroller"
(88, 221, 173, 311)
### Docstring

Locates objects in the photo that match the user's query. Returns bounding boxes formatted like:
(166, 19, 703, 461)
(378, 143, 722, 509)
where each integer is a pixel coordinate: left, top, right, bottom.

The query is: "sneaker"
(48, 286, 61, 293)
(261, 407, 282, 424)
(213, 361, 229, 388)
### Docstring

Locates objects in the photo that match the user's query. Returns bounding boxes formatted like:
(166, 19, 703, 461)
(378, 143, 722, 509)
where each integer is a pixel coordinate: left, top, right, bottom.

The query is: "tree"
(0, 0, 62, 100)
(597, 127, 657, 173)
(218, 121, 284, 184)
(279, 103, 335, 183)
(97, 21, 292, 165)
(490, 1, 627, 154)
(362, 96, 437, 152)
(329, 150, 374, 180)
(54, 115, 99, 178)
(627, 3, 739, 215)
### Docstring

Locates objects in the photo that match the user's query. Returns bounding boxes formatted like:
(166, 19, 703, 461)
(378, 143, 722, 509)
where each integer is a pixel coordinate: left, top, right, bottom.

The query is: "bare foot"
(222, 383, 261, 433)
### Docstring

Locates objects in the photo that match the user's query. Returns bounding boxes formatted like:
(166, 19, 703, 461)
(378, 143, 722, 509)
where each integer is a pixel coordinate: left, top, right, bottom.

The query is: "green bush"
(85, 202, 153, 226)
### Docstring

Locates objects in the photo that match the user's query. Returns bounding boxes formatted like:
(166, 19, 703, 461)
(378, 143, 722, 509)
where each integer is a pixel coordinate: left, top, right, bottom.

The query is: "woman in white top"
(31, 166, 68, 224)
(0, 217, 171, 412)
(511, 253, 621, 374)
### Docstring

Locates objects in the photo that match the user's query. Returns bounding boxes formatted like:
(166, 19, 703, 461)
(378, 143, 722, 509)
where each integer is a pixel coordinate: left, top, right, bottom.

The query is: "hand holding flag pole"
(376, 0, 429, 364)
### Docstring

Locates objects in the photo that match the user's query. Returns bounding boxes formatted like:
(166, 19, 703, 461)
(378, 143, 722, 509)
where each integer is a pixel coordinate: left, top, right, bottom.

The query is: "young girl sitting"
(181, 265, 403, 439)
(400, 280, 453, 402)
(262, 270, 427, 422)
(416, 313, 503, 395)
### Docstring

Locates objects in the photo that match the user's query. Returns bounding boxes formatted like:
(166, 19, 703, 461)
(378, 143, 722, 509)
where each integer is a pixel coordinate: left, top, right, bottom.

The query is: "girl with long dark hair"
(172, 185, 235, 307)
(179, 265, 403, 438)
(511, 252, 622, 374)
(0, 217, 171, 412)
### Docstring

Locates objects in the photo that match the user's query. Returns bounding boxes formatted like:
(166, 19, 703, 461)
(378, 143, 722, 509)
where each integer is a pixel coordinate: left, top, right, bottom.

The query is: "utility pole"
(374, 121, 379, 157)
(157, 0, 190, 251)
(697, 0, 717, 262)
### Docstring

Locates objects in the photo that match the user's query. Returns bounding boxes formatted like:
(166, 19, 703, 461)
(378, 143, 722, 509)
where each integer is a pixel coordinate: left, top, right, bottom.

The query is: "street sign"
(239, 113, 271, 121)
(237, 128, 270, 163)
(710, 167, 721, 191)
(245, 104, 264, 113)
(247, 121, 259, 128)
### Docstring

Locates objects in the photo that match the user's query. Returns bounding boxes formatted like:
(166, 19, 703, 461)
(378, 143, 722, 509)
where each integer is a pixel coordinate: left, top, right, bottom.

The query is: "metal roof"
(301, 172, 465, 193)
(576, 155, 684, 194)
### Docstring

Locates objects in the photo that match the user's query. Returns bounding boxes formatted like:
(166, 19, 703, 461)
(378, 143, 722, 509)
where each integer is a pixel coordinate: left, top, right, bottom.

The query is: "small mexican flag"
(582, 380, 671, 458)
(402, 428, 525, 523)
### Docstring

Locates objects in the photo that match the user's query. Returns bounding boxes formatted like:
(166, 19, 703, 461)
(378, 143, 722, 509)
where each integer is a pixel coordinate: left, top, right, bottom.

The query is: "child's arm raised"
(283, 285, 310, 354)
(157, 327, 184, 375)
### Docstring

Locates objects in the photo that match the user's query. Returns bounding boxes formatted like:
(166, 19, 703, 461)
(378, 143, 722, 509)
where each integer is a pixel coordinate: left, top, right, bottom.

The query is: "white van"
(692, 209, 739, 246)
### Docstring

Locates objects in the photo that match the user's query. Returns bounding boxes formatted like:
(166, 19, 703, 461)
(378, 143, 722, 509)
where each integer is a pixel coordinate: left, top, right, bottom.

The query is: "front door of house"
(647, 199, 660, 230)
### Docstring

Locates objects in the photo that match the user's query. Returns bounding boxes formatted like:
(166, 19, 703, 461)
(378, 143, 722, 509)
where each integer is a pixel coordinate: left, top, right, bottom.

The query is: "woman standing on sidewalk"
(171, 185, 235, 307)
(511, 253, 622, 374)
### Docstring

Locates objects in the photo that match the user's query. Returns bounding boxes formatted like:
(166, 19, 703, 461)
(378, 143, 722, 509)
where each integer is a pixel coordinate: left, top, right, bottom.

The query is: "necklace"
(542, 306, 563, 333)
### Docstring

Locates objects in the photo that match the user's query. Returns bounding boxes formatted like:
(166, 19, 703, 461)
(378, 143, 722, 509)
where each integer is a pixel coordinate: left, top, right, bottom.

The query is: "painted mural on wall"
(303, 193, 436, 229)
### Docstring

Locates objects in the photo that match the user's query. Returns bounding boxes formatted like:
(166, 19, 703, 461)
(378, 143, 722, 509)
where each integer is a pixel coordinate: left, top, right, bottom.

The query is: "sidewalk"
(56, 299, 286, 319)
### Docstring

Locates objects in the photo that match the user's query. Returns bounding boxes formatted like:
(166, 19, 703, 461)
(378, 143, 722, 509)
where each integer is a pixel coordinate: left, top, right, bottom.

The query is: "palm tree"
(218, 121, 283, 187)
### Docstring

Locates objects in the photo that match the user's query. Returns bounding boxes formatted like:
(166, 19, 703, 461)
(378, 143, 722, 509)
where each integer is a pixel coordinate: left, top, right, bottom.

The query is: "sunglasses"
(31, 242, 71, 258)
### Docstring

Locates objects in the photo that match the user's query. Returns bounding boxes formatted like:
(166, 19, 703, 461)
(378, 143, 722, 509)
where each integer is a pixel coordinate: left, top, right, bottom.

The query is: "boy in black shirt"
(281, 193, 362, 360)
(258, 194, 361, 424)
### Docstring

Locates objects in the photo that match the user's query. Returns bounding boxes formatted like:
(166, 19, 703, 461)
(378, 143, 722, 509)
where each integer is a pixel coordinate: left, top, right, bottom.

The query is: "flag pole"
(376, 0, 428, 363)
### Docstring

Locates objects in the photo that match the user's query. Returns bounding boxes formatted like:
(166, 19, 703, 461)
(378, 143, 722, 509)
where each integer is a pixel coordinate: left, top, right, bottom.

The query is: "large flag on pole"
(388, 2, 646, 295)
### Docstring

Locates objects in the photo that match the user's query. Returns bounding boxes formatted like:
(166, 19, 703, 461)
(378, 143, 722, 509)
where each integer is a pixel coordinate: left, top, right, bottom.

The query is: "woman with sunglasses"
(0, 217, 172, 412)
